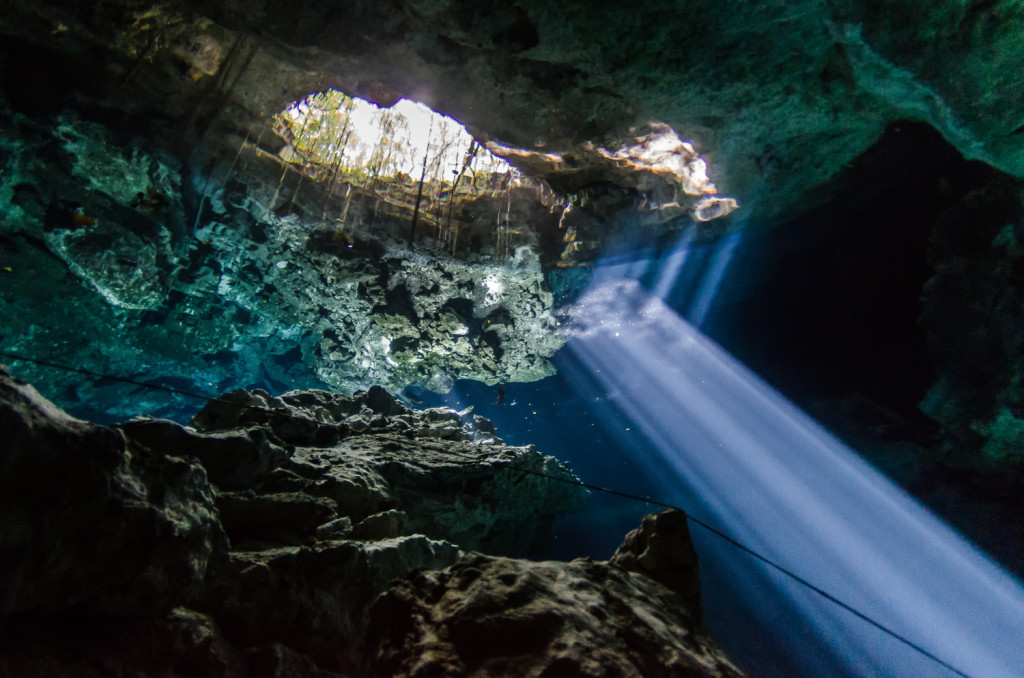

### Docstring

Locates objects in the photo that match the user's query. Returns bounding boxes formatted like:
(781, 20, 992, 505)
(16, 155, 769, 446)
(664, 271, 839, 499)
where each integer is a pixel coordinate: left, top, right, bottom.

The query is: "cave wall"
(2, 0, 1023, 218)
(1, 0, 1023, 467)
(0, 108, 566, 417)
(0, 366, 743, 677)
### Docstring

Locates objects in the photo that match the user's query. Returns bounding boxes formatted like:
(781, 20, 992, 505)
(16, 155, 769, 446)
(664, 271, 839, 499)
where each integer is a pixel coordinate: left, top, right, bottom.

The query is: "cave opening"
(267, 88, 554, 259)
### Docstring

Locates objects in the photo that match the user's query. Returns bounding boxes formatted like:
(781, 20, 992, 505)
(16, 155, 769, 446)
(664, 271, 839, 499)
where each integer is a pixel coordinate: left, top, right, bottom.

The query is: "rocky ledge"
(0, 111, 566, 415)
(0, 366, 743, 677)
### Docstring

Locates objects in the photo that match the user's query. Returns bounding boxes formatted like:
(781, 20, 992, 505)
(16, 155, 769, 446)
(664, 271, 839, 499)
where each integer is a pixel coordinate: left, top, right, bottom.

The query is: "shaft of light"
(564, 277, 1024, 678)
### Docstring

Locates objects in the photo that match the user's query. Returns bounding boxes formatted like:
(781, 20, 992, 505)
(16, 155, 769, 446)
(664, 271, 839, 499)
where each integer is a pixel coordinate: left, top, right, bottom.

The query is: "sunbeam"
(561, 272, 1024, 678)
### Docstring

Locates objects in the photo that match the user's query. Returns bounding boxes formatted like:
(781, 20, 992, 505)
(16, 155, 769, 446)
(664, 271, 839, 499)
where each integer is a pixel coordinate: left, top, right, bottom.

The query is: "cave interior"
(2, 2, 1024, 677)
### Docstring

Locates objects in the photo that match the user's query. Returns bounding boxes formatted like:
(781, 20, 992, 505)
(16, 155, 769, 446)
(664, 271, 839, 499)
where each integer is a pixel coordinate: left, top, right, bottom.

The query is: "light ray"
(562, 273, 1024, 677)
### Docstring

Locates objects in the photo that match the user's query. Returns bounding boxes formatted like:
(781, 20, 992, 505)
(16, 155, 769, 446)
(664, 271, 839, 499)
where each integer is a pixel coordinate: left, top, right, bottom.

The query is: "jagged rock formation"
(175, 384, 589, 554)
(4, 0, 1023, 218)
(367, 550, 742, 677)
(0, 367, 742, 677)
(5, 0, 1024, 471)
(0, 367, 225, 617)
(610, 508, 703, 624)
(0, 111, 564, 410)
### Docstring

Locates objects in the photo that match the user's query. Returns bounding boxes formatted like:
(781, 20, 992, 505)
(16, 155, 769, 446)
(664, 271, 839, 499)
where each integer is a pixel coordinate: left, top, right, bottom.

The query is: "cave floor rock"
(0, 366, 743, 677)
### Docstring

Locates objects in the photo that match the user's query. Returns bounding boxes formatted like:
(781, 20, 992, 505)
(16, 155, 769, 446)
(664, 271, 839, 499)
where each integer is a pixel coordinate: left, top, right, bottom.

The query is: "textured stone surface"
(0, 112, 565, 411)
(204, 536, 463, 670)
(0, 373, 741, 677)
(187, 385, 590, 555)
(366, 553, 744, 678)
(0, 366, 225, 616)
(117, 417, 291, 490)
(3, 0, 1022, 220)
(610, 508, 703, 624)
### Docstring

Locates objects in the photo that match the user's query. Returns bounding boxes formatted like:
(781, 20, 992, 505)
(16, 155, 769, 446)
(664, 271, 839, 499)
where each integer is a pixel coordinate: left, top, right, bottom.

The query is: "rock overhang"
(3, 0, 1024, 409)
(4, 0, 1022, 227)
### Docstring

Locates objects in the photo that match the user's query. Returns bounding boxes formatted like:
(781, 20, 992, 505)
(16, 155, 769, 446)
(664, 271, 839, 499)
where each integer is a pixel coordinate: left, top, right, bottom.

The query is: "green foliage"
(273, 89, 511, 192)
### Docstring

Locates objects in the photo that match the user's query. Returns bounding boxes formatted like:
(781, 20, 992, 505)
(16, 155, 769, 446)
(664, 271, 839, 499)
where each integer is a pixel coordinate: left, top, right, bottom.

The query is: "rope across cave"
(0, 350, 973, 678)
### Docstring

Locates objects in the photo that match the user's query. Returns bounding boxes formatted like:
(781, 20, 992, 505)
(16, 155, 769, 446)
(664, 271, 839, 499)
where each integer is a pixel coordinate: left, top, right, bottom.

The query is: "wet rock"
(205, 536, 463, 671)
(610, 508, 703, 623)
(0, 371, 741, 676)
(0, 112, 564, 413)
(314, 516, 353, 541)
(190, 385, 588, 555)
(0, 367, 226, 616)
(216, 492, 338, 547)
(366, 552, 744, 678)
(283, 446, 393, 521)
(351, 509, 408, 541)
(118, 417, 291, 490)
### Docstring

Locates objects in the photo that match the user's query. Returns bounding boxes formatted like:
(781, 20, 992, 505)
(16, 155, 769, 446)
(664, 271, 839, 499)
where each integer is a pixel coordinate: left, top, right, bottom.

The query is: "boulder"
(366, 552, 744, 678)
(0, 367, 226, 616)
(204, 536, 463, 670)
(610, 508, 703, 624)
(351, 510, 409, 541)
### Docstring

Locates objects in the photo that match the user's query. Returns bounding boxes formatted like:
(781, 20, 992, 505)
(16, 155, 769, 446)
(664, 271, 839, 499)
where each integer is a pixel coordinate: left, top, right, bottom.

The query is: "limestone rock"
(0, 371, 743, 676)
(315, 516, 354, 541)
(351, 510, 409, 541)
(610, 508, 703, 624)
(204, 536, 464, 670)
(0, 366, 226, 616)
(6, 0, 1022, 222)
(216, 491, 338, 547)
(188, 385, 588, 555)
(118, 417, 291, 490)
(0, 113, 564, 412)
(366, 553, 745, 678)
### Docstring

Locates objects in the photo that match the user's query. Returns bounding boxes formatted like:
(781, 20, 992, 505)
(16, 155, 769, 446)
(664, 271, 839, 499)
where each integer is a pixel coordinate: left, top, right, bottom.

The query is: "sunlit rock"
(366, 552, 744, 677)
(186, 384, 589, 554)
(0, 112, 565, 405)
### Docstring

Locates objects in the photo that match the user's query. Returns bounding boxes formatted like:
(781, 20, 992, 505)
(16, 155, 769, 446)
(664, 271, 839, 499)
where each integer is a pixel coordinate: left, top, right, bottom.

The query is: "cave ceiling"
(3, 0, 1022, 219)
(2, 0, 1024, 407)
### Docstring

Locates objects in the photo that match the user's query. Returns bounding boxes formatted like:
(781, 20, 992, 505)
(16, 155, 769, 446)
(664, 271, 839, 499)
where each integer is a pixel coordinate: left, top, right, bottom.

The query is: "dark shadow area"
(708, 122, 998, 419)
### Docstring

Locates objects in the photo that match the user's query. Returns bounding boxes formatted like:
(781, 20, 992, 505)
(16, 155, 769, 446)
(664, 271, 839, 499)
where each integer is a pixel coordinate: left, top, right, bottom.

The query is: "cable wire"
(0, 350, 973, 678)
